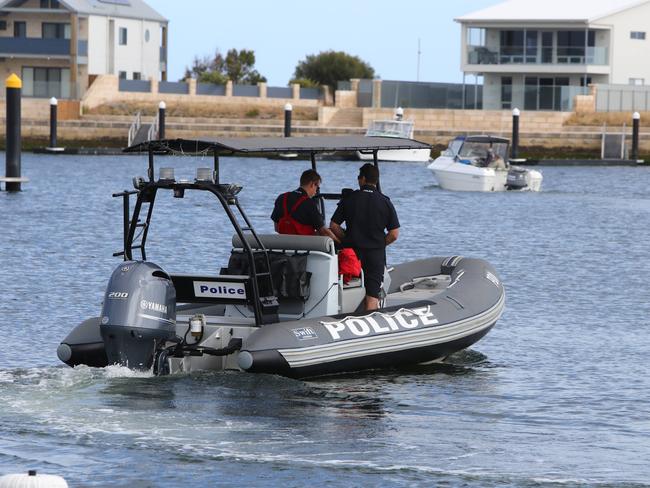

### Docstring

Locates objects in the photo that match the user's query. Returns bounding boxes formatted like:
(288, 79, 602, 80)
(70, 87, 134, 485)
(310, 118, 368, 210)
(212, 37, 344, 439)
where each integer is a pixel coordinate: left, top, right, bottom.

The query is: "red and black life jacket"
(277, 192, 317, 236)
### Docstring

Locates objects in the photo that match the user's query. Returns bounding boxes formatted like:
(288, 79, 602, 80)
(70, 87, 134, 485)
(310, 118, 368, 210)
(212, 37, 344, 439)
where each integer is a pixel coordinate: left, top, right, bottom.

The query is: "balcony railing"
(0, 37, 87, 58)
(468, 45, 609, 66)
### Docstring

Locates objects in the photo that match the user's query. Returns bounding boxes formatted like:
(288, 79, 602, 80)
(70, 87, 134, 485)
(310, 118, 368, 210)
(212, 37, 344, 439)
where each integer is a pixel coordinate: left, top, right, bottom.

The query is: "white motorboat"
(427, 135, 543, 192)
(357, 108, 431, 163)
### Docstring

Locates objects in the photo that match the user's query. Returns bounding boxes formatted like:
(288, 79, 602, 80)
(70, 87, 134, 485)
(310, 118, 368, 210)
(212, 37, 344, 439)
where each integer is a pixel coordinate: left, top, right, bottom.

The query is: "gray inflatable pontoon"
(57, 136, 505, 378)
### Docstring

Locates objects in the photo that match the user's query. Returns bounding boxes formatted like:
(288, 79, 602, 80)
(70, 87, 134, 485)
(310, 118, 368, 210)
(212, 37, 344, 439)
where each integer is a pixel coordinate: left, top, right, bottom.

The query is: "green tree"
(292, 51, 375, 92)
(184, 48, 266, 85)
(224, 49, 266, 84)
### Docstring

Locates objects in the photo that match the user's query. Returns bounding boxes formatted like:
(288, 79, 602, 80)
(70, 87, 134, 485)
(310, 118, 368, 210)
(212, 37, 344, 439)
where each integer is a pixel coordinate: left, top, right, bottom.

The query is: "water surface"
(0, 154, 649, 487)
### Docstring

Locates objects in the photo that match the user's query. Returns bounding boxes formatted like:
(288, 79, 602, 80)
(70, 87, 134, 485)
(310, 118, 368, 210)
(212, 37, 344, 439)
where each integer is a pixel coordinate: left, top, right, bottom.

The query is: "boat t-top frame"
(118, 135, 431, 326)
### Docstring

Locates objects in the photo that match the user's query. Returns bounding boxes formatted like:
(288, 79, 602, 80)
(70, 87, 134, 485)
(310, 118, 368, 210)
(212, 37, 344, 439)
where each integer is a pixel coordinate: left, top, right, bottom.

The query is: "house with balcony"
(0, 0, 167, 99)
(457, 0, 650, 110)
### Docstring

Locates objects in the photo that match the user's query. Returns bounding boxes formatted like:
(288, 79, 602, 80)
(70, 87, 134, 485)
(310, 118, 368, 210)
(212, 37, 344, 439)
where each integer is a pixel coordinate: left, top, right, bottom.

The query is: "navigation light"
(159, 167, 175, 182)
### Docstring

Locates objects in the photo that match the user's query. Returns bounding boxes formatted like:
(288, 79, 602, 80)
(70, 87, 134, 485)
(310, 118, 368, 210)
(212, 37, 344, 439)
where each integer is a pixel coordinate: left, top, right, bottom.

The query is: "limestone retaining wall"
(81, 75, 321, 112)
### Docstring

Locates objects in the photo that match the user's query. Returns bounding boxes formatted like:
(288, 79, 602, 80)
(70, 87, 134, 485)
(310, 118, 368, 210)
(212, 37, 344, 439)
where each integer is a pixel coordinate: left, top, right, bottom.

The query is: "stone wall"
(81, 75, 321, 112)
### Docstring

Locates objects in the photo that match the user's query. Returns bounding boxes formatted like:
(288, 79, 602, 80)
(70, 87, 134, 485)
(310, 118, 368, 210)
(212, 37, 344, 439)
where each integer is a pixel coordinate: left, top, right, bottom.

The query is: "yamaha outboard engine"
(506, 166, 529, 190)
(99, 261, 176, 369)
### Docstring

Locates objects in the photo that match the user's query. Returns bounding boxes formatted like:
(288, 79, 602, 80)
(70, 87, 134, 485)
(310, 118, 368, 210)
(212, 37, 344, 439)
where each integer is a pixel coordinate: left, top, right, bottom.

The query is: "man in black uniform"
(330, 163, 399, 311)
(271, 169, 340, 242)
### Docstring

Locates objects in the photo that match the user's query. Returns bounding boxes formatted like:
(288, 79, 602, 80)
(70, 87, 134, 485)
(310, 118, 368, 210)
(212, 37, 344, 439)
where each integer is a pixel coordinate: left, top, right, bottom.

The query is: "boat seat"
(229, 234, 340, 318)
(232, 234, 336, 255)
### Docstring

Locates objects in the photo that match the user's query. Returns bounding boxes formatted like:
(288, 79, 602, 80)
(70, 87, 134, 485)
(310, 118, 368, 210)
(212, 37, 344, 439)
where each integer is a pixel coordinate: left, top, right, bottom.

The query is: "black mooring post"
(284, 103, 292, 137)
(158, 101, 166, 140)
(49, 97, 57, 149)
(511, 107, 520, 160)
(632, 112, 640, 161)
(5, 74, 22, 192)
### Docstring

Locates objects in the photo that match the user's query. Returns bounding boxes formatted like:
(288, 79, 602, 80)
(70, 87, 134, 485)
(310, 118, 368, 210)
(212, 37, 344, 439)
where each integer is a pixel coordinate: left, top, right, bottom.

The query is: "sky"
(146, 0, 497, 86)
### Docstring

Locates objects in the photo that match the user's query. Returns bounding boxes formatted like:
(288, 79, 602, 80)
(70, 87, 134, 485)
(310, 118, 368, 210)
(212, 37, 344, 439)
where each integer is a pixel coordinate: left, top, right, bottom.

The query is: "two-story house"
(0, 0, 167, 99)
(457, 0, 650, 111)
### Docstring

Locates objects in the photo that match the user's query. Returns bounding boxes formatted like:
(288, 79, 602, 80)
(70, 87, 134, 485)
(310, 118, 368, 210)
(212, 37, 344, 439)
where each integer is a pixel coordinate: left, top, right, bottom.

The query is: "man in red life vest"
(271, 169, 340, 243)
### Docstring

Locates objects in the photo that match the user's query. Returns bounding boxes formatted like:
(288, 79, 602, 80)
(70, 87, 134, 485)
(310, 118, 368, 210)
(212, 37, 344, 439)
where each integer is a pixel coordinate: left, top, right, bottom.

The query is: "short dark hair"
(300, 169, 321, 186)
(358, 163, 379, 185)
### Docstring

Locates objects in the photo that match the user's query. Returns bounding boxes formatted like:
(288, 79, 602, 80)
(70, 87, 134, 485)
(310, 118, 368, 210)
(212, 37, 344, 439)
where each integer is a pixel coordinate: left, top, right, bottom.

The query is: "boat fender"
(0, 470, 68, 488)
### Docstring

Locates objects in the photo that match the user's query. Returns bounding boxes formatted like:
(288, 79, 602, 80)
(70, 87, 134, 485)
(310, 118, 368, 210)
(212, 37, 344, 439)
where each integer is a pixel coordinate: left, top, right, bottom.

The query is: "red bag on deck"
(338, 248, 362, 284)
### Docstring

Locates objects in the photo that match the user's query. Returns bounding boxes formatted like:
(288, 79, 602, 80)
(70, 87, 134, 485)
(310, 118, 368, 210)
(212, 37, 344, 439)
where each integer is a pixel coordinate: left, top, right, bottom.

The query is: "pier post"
(631, 112, 640, 161)
(511, 108, 520, 160)
(158, 101, 166, 140)
(5, 74, 22, 192)
(284, 103, 292, 137)
(49, 97, 58, 149)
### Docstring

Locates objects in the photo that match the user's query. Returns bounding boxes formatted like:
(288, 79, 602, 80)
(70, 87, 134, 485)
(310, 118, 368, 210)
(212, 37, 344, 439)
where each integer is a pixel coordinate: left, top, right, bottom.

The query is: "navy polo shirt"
(271, 188, 324, 230)
(331, 184, 400, 249)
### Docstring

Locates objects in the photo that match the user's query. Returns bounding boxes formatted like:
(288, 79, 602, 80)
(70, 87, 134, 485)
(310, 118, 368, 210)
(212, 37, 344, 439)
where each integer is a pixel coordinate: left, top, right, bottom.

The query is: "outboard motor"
(99, 261, 176, 369)
(506, 166, 529, 190)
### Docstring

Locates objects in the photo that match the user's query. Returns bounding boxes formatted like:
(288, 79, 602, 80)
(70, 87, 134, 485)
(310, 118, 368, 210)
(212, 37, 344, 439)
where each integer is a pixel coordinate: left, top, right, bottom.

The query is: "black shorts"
(354, 248, 385, 299)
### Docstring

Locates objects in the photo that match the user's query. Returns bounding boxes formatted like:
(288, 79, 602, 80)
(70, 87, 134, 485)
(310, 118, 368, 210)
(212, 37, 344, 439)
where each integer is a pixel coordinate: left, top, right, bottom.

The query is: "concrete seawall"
(0, 74, 646, 153)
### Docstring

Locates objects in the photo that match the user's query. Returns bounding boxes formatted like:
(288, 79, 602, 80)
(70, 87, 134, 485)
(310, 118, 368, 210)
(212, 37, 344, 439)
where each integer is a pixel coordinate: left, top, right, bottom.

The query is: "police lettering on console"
(200, 284, 245, 296)
(321, 306, 438, 340)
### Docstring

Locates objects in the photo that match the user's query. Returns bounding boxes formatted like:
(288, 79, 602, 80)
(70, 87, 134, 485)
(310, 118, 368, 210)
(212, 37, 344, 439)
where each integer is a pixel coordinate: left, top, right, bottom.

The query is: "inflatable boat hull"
(58, 255, 504, 378)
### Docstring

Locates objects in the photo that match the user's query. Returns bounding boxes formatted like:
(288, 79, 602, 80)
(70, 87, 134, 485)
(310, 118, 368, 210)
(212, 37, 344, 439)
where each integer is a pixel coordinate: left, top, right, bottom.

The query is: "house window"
(500, 30, 524, 62)
(0, 21, 7, 30)
(13, 21, 26, 38)
(630, 78, 645, 85)
(21, 66, 70, 98)
(557, 30, 595, 63)
(631, 31, 646, 40)
(144, 29, 150, 42)
(40, 0, 60, 8)
(501, 77, 512, 109)
(118, 71, 127, 79)
(42, 22, 70, 39)
(119, 27, 127, 45)
(133, 72, 141, 80)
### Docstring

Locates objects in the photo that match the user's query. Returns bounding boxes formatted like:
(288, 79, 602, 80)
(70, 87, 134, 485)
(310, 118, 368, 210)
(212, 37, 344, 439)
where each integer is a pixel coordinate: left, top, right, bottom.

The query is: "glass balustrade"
(468, 45, 608, 65)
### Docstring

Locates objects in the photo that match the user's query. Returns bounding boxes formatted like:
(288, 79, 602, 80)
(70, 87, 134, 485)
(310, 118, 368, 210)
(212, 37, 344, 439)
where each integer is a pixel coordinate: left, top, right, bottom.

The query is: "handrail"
(127, 111, 142, 147)
(148, 111, 159, 141)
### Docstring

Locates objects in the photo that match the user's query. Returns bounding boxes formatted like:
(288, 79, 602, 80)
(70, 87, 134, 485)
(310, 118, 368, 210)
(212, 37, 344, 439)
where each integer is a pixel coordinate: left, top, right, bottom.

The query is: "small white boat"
(427, 135, 543, 192)
(357, 108, 431, 163)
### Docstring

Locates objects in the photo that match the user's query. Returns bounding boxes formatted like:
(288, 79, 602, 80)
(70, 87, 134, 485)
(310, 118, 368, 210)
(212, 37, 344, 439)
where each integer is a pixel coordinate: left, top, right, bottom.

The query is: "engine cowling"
(99, 261, 176, 369)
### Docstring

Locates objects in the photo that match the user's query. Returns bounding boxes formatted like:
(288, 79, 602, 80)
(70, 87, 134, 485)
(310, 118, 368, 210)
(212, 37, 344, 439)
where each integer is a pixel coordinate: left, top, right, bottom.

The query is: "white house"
(457, 0, 650, 110)
(0, 0, 167, 99)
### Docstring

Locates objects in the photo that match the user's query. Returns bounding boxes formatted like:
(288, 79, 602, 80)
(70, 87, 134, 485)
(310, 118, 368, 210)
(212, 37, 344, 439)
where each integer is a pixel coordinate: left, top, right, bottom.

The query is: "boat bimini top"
(124, 135, 431, 156)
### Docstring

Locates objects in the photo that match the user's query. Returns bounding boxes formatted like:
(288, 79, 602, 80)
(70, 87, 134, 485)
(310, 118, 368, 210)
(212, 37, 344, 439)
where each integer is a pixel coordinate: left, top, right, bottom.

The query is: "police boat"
(57, 136, 505, 378)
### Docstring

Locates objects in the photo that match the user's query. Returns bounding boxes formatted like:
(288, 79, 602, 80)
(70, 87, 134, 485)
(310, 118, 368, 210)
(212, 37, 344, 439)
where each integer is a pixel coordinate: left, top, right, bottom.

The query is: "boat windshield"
(458, 141, 509, 160)
(366, 120, 414, 138)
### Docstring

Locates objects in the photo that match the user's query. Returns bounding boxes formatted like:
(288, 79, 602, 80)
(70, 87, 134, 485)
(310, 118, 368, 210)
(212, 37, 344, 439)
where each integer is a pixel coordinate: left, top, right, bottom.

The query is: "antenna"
(416, 38, 421, 82)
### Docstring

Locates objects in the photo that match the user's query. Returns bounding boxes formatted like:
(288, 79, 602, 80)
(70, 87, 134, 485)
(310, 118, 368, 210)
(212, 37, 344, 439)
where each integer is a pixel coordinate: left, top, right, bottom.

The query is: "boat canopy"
(462, 135, 510, 144)
(124, 135, 430, 155)
(365, 120, 414, 139)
